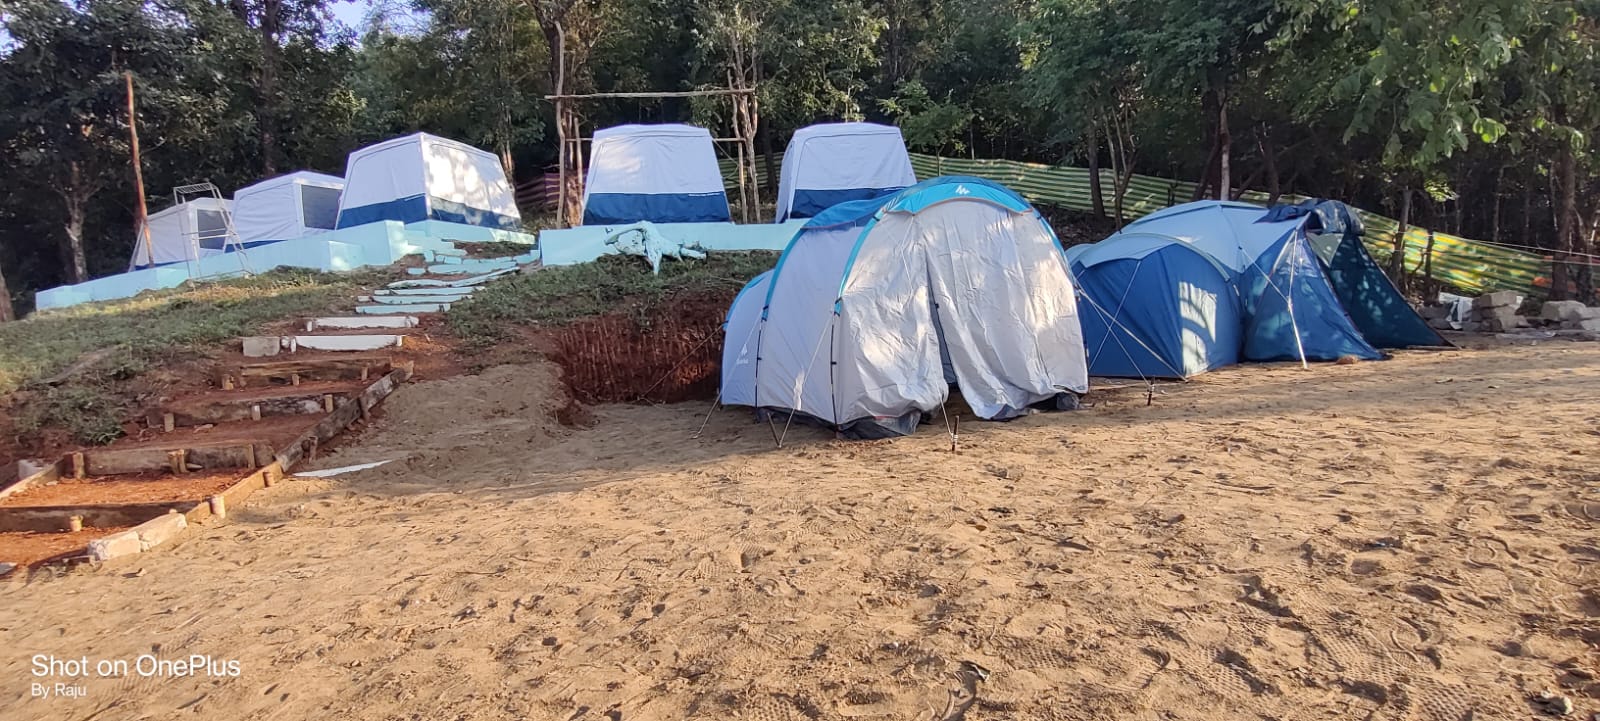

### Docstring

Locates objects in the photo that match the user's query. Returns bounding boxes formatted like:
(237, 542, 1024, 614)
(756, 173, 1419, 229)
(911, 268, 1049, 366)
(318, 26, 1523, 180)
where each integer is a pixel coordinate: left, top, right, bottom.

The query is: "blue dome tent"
(1113, 200, 1382, 363)
(721, 178, 1089, 439)
(1069, 234, 1244, 379)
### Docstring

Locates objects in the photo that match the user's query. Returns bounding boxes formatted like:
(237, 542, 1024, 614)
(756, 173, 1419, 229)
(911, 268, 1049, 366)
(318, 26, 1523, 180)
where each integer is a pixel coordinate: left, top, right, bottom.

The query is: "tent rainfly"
(128, 197, 234, 270)
(1074, 199, 1445, 376)
(582, 124, 731, 225)
(721, 176, 1089, 439)
(775, 122, 917, 222)
(232, 171, 345, 247)
(1069, 235, 1245, 379)
(335, 132, 521, 230)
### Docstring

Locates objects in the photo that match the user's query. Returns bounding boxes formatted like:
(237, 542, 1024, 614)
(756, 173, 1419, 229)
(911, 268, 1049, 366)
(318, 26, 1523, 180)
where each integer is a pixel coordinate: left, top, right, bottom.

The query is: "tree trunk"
(1192, 90, 1219, 201)
(1553, 143, 1583, 301)
(258, 0, 284, 175)
(1261, 127, 1280, 205)
(0, 254, 14, 322)
(1391, 185, 1411, 291)
(62, 163, 90, 284)
(1086, 120, 1105, 219)
(759, 116, 777, 197)
(1491, 165, 1503, 242)
(1216, 83, 1231, 201)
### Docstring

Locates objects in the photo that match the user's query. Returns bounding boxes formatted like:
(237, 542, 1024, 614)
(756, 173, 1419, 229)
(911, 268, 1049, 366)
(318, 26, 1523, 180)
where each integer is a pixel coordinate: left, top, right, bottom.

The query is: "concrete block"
(1540, 300, 1585, 322)
(1473, 290, 1521, 309)
(405, 267, 427, 276)
(242, 336, 282, 358)
(1574, 319, 1600, 332)
(134, 512, 187, 551)
(387, 278, 450, 289)
(293, 334, 403, 352)
(373, 286, 475, 297)
(87, 531, 142, 562)
(356, 303, 448, 315)
(362, 294, 464, 306)
(307, 316, 418, 331)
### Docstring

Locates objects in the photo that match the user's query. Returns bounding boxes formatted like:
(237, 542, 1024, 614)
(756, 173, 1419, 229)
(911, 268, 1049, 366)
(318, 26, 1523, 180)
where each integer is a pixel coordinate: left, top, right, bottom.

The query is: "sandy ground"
(1, 341, 1597, 721)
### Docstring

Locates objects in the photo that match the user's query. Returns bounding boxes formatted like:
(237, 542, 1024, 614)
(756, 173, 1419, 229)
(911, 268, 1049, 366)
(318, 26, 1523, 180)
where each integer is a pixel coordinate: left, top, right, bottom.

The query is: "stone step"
(425, 259, 519, 275)
(356, 303, 449, 315)
(291, 335, 403, 352)
(305, 316, 418, 332)
(355, 294, 467, 305)
(372, 286, 476, 297)
(228, 355, 391, 388)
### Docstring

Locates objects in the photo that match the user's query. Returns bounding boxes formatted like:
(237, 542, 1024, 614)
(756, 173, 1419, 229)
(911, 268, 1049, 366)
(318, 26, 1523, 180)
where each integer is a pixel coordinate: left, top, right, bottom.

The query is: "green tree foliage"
(0, 0, 1596, 311)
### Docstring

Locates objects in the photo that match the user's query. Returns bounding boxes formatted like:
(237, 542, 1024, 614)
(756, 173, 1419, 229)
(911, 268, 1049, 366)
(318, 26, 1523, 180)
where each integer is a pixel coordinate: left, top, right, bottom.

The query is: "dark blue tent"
(1114, 201, 1383, 363)
(1068, 234, 1243, 378)
(1270, 200, 1450, 349)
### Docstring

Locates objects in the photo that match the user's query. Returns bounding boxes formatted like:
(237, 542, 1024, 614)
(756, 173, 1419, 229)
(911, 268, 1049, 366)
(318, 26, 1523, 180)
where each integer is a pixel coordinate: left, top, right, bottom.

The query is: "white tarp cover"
(232, 171, 345, 244)
(585, 124, 726, 197)
(336, 132, 519, 228)
(128, 197, 233, 269)
(775, 123, 916, 222)
(725, 179, 1089, 436)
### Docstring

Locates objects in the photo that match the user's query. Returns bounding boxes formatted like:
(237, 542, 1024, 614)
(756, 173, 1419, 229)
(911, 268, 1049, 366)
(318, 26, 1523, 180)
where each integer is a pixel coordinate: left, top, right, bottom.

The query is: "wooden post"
(162, 413, 175, 433)
(250, 404, 261, 421)
(168, 450, 187, 475)
(68, 515, 83, 533)
(243, 444, 257, 469)
(71, 452, 86, 479)
(126, 71, 157, 269)
(323, 394, 335, 413)
(290, 372, 301, 387)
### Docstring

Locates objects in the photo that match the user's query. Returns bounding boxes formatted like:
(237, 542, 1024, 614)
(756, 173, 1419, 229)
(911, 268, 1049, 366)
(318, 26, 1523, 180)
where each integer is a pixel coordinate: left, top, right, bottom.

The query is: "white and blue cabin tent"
(721, 177, 1089, 439)
(128, 197, 234, 270)
(582, 124, 731, 225)
(1113, 200, 1382, 363)
(232, 171, 345, 248)
(1068, 234, 1244, 379)
(335, 132, 521, 230)
(775, 123, 917, 222)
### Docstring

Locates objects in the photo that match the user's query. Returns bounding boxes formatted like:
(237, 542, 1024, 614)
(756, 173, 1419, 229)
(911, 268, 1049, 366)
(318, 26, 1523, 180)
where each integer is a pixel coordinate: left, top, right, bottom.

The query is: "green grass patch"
(447, 252, 778, 346)
(0, 267, 385, 445)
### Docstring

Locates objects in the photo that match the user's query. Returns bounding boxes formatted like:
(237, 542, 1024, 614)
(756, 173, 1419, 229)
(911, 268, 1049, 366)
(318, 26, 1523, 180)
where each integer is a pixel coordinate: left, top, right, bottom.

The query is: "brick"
(1473, 291, 1521, 309)
(134, 512, 187, 551)
(87, 531, 142, 562)
(242, 336, 282, 358)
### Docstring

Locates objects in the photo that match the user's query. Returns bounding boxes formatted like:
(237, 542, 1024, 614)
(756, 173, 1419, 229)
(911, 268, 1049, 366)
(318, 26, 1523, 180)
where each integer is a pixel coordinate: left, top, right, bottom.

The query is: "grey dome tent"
(721, 176, 1089, 439)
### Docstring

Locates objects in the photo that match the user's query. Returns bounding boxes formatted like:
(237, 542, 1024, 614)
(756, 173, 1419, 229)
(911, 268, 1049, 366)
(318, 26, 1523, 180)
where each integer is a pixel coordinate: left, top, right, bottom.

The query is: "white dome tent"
(775, 122, 917, 222)
(231, 171, 345, 248)
(128, 197, 234, 270)
(581, 124, 731, 225)
(335, 132, 521, 230)
(721, 176, 1088, 440)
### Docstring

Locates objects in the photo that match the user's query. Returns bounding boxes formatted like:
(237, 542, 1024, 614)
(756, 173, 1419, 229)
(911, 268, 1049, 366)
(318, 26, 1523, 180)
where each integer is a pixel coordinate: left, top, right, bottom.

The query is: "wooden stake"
(126, 71, 156, 269)
(322, 394, 335, 413)
(167, 450, 186, 475)
(68, 515, 83, 533)
(208, 494, 226, 519)
(290, 372, 301, 387)
(222, 375, 236, 390)
(250, 404, 261, 421)
(71, 452, 86, 479)
(244, 444, 257, 469)
(360, 367, 369, 381)
(162, 412, 175, 433)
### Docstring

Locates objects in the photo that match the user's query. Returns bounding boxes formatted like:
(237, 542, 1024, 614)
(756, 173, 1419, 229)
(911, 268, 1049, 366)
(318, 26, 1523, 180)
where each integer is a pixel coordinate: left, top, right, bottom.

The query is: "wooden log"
(84, 441, 274, 476)
(0, 501, 201, 533)
(276, 365, 410, 471)
(0, 458, 65, 502)
(235, 355, 391, 385)
(145, 390, 335, 428)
